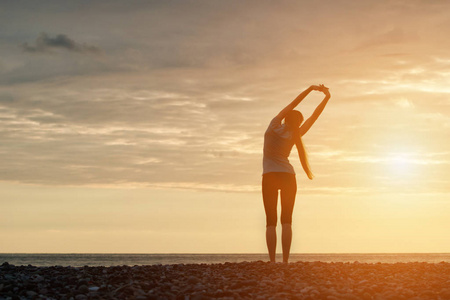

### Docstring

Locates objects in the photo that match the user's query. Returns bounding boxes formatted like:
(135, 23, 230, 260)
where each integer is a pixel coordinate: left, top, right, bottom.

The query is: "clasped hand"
(311, 84, 330, 95)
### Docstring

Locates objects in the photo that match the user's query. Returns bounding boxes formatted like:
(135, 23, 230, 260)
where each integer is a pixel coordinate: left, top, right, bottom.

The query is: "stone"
(78, 279, 89, 286)
(77, 284, 89, 294)
(88, 286, 100, 292)
(187, 276, 200, 284)
(25, 290, 38, 298)
(440, 288, 450, 298)
(340, 293, 361, 300)
(32, 275, 45, 283)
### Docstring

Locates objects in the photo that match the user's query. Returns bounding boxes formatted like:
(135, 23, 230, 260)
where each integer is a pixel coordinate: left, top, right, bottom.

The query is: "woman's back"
(263, 116, 296, 175)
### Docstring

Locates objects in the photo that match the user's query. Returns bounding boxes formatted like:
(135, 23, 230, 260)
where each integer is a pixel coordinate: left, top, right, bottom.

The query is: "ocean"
(1, 253, 449, 267)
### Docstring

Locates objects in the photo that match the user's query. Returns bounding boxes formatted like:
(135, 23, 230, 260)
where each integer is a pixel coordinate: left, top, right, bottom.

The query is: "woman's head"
(285, 110, 304, 128)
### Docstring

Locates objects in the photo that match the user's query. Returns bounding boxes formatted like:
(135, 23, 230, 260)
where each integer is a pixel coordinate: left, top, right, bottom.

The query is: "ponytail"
(295, 133, 314, 180)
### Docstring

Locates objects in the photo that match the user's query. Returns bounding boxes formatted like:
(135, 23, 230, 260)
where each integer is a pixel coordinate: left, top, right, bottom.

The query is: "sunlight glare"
(391, 154, 411, 171)
(387, 153, 418, 180)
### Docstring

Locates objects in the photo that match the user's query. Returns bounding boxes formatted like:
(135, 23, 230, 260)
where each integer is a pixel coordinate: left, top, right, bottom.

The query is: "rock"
(340, 293, 361, 300)
(3, 274, 14, 281)
(191, 292, 212, 300)
(230, 281, 244, 289)
(187, 276, 200, 284)
(32, 275, 45, 283)
(25, 290, 38, 298)
(440, 288, 450, 298)
(146, 294, 159, 300)
(358, 279, 368, 285)
(402, 288, 415, 297)
(242, 279, 258, 286)
(194, 285, 207, 293)
(301, 286, 313, 294)
(77, 284, 89, 294)
(88, 286, 100, 292)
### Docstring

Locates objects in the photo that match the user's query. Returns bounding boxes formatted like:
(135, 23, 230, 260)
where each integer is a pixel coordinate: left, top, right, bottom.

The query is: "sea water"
(1, 253, 450, 267)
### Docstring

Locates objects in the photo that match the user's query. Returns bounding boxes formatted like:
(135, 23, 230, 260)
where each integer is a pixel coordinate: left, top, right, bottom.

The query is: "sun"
(375, 135, 422, 181)
(386, 152, 419, 182)
(390, 153, 412, 173)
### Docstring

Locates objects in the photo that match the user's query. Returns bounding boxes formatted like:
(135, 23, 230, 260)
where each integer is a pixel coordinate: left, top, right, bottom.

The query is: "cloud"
(0, 0, 449, 195)
(353, 27, 420, 52)
(0, 93, 14, 103)
(22, 33, 101, 54)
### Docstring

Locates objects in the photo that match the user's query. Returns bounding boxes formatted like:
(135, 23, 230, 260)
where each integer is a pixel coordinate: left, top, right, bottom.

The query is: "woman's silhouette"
(262, 84, 331, 263)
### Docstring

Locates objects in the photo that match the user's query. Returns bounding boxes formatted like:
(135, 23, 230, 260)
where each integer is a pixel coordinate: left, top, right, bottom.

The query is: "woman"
(262, 84, 331, 263)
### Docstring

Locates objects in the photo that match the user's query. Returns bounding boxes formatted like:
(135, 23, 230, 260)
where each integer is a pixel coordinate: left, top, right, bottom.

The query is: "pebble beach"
(1, 261, 450, 300)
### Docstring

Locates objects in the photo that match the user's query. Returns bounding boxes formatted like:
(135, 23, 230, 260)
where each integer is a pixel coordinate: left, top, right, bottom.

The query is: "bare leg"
(282, 223, 292, 263)
(280, 174, 296, 264)
(266, 225, 277, 262)
(262, 174, 278, 263)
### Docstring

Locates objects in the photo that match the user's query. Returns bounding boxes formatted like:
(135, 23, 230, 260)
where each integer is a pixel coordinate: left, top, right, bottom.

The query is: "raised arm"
(275, 85, 320, 120)
(299, 87, 331, 136)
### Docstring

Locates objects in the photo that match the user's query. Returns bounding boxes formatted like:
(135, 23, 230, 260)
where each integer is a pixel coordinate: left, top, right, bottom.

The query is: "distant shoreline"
(2, 253, 450, 267)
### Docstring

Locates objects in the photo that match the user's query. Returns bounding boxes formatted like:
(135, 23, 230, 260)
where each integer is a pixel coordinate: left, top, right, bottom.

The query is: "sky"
(1, 0, 450, 253)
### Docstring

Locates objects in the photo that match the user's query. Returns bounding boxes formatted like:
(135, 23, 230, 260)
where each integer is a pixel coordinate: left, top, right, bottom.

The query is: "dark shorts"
(262, 172, 297, 227)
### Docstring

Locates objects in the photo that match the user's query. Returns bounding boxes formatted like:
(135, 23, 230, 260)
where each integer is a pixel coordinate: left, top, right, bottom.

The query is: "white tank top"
(262, 116, 295, 175)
